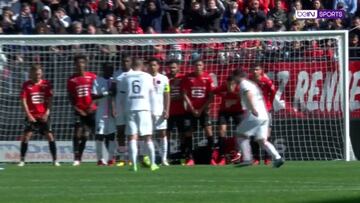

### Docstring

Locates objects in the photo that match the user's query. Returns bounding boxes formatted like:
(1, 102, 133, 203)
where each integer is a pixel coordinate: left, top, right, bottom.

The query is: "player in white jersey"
(113, 54, 132, 166)
(92, 63, 117, 166)
(120, 58, 159, 172)
(148, 58, 170, 166)
(233, 69, 284, 168)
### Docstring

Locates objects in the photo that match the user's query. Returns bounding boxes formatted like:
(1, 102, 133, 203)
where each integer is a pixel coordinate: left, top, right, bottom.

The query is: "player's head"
(102, 62, 114, 79)
(233, 69, 247, 82)
(121, 53, 132, 71)
(167, 60, 180, 77)
(132, 58, 144, 71)
(193, 59, 204, 76)
(226, 75, 237, 92)
(74, 55, 87, 73)
(148, 57, 161, 75)
(29, 64, 43, 83)
(250, 63, 263, 79)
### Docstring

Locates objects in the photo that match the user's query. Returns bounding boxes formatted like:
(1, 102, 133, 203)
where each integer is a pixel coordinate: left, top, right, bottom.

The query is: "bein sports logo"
(295, 10, 345, 19)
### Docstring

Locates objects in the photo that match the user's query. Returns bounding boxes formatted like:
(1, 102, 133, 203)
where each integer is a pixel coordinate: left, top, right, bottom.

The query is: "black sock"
(79, 136, 88, 161)
(218, 137, 226, 156)
(49, 141, 57, 161)
(20, 142, 28, 161)
(207, 136, 214, 149)
(251, 139, 260, 160)
(73, 136, 80, 160)
(184, 136, 193, 159)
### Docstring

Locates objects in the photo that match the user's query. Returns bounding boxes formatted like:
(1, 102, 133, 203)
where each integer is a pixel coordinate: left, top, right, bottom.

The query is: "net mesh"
(0, 33, 348, 160)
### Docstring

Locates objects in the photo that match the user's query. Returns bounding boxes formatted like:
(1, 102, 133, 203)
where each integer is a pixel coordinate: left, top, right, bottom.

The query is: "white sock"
(108, 140, 116, 161)
(262, 141, 281, 160)
(237, 137, 252, 161)
(160, 136, 168, 162)
(96, 140, 103, 161)
(129, 140, 138, 166)
(147, 141, 156, 165)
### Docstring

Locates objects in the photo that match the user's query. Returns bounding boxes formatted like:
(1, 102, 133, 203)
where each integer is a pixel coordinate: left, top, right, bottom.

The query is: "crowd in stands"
(0, 0, 359, 58)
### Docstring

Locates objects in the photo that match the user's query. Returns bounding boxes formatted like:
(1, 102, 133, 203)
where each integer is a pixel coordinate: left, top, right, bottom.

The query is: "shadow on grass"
(309, 197, 360, 203)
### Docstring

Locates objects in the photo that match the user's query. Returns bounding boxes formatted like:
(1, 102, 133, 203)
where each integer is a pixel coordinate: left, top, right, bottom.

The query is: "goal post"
(0, 31, 354, 162)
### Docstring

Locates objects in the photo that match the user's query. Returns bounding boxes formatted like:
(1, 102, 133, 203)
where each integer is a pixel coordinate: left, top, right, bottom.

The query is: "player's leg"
(183, 115, 194, 166)
(126, 111, 139, 171)
(19, 126, 33, 166)
(202, 112, 214, 149)
(73, 114, 82, 165)
(78, 114, 95, 162)
(236, 135, 252, 166)
(116, 125, 127, 166)
(139, 111, 158, 171)
(263, 114, 273, 165)
(95, 134, 106, 165)
(41, 120, 59, 166)
(255, 120, 284, 168)
(217, 112, 229, 165)
(250, 138, 261, 165)
(155, 116, 169, 166)
(105, 133, 116, 165)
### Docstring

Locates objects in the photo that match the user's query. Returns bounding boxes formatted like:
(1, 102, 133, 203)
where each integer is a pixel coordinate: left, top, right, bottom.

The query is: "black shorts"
(183, 112, 212, 131)
(23, 118, 51, 135)
(167, 115, 186, 132)
(74, 112, 95, 131)
(218, 112, 242, 126)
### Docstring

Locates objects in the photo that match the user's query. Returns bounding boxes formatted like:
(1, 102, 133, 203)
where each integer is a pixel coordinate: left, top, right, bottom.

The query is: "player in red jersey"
(250, 64, 276, 165)
(181, 59, 215, 166)
(166, 60, 186, 162)
(213, 76, 244, 165)
(67, 55, 97, 166)
(18, 64, 60, 167)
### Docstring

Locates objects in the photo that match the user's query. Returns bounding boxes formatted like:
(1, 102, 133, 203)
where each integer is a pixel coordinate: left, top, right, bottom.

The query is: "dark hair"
(232, 69, 247, 78)
(29, 64, 43, 74)
(251, 63, 262, 69)
(148, 57, 160, 64)
(192, 58, 203, 65)
(167, 59, 180, 65)
(74, 54, 87, 62)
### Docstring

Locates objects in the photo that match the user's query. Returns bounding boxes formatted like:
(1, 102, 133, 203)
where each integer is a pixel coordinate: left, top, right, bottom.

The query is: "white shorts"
(116, 113, 126, 126)
(125, 111, 153, 136)
(96, 116, 117, 135)
(236, 113, 269, 140)
(153, 115, 167, 131)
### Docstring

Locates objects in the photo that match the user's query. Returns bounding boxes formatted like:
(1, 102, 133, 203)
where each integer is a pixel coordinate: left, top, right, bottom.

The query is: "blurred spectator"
(263, 18, 275, 31)
(184, 1, 207, 32)
(350, 16, 360, 38)
(101, 14, 118, 34)
(243, 0, 266, 31)
(113, 0, 132, 18)
(221, 1, 245, 32)
(228, 18, 242, 32)
(34, 22, 51, 34)
(98, 0, 115, 20)
(268, 0, 288, 11)
(86, 24, 101, 34)
(15, 3, 36, 34)
(288, 0, 305, 29)
(36, 6, 52, 32)
(267, 0, 287, 26)
(71, 21, 84, 34)
(140, 0, 163, 33)
(115, 17, 124, 33)
(350, 33, 359, 46)
(333, 0, 357, 15)
(312, 0, 323, 10)
(81, 5, 101, 27)
(50, 7, 71, 33)
(1, 7, 17, 34)
(204, 0, 225, 32)
(162, 0, 184, 32)
(65, 0, 82, 21)
(123, 17, 144, 34)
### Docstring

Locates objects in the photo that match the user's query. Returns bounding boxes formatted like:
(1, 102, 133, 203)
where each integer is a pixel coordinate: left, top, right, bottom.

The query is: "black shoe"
(273, 158, 285, 168)
(235, 160, 252, 168)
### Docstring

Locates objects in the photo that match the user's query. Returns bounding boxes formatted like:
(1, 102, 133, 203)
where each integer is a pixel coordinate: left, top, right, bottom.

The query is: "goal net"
(0, 31, 353, 162)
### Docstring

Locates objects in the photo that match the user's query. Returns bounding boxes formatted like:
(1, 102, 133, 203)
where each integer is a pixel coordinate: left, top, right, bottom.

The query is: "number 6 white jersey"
(120, 70, 155, 112)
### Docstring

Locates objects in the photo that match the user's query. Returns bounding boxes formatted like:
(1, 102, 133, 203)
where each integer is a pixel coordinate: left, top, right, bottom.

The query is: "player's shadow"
(308, 197, 360, 203)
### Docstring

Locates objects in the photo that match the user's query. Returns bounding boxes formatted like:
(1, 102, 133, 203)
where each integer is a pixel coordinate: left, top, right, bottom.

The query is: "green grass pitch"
(0, 161, 359, 203)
